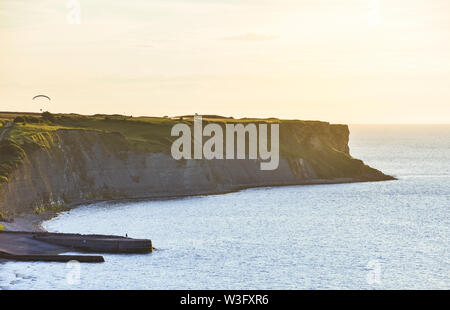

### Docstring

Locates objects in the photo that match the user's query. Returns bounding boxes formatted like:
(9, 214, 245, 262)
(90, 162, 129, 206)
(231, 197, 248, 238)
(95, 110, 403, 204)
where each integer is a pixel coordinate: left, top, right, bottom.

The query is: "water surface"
(1, 125, 449, 289)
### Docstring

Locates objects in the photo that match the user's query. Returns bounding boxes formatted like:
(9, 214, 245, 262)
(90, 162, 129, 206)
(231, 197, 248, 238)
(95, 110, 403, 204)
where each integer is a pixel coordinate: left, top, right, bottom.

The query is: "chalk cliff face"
(0, 121, 393, 216)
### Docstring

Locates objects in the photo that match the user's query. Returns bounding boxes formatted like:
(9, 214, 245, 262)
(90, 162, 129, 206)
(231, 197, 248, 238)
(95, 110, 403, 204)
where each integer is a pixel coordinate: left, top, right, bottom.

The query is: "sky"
(1, 0, 449, 124)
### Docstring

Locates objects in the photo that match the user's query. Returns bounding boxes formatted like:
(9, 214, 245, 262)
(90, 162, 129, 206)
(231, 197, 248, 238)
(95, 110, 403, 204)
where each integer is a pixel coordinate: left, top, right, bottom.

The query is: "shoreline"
(0, 176, 396, 233)
(0, 212, 54, 232)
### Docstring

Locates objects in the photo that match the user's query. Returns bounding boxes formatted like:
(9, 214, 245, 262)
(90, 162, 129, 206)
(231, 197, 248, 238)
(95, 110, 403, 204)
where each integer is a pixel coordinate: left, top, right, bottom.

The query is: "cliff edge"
(0, 113, 394, 217)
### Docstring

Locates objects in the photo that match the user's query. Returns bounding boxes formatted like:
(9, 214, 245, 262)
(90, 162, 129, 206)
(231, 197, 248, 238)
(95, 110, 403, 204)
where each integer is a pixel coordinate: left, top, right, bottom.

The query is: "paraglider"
(32, 95, 51, 101)
(32, 94, 51, 112)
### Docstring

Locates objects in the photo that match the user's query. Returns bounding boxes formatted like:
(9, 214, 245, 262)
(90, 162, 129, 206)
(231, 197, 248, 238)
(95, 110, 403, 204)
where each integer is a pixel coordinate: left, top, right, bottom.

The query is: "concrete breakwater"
(0, 231, 152, 263)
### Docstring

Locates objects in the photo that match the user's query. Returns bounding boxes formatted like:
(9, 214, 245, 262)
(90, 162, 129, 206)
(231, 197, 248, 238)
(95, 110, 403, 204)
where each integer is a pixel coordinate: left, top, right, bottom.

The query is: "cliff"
(0, 113, 394, 217)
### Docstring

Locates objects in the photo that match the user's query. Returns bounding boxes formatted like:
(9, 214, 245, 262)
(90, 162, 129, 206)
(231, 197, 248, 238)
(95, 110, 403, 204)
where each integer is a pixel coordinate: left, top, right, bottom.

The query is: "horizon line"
(0, 110, 449, 125)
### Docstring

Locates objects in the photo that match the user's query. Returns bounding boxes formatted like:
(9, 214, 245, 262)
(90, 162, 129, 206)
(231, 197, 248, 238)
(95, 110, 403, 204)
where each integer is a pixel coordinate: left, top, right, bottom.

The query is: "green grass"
(0, 112, 186, 183)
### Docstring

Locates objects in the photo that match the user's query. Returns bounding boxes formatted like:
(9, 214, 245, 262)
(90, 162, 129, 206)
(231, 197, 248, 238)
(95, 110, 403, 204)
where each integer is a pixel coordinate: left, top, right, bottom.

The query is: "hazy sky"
(1, 0, 449, 123)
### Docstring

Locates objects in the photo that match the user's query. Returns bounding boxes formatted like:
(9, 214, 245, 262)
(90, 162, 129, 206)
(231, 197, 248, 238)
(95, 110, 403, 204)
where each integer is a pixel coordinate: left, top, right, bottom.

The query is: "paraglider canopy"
(33, 94, 51, 112)
(32, 95, 51, 101)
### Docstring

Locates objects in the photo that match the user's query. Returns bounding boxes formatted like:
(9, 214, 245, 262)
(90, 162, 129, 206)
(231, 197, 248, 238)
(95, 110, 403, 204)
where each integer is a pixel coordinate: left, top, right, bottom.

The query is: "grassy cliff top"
(0, 111, 378, 185)
(0, 111, 342, 152)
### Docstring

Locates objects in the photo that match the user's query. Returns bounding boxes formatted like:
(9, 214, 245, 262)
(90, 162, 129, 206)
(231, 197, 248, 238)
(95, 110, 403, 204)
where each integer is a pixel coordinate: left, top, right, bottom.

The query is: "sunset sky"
(1, 0, 449, 123)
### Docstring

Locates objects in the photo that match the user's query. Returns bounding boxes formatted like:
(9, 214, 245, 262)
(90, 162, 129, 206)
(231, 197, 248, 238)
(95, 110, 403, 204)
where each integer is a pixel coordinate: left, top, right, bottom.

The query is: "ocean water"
(0, 125, 449, 290)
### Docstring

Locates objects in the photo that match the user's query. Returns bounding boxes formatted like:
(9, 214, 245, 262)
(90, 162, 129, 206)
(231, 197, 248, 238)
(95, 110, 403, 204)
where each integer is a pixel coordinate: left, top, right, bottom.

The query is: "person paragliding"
(32, 94, 51, 112)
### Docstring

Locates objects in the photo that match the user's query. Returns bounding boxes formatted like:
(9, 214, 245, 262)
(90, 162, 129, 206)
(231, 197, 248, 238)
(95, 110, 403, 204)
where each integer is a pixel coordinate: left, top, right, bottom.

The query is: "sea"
(0, 125, 449, 289)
